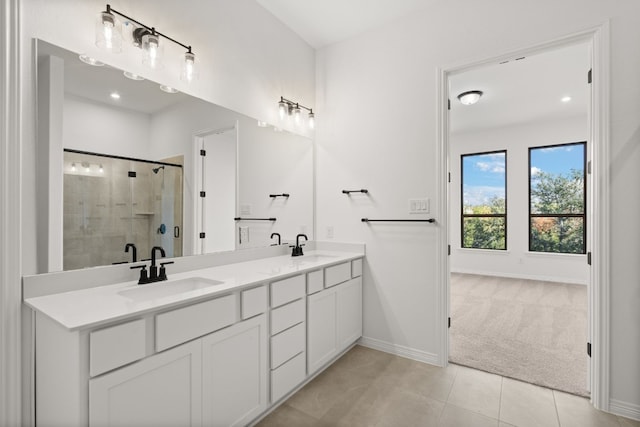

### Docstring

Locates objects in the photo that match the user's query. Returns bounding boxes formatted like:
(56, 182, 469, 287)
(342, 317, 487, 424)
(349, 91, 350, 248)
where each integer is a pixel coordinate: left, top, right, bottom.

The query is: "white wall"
(450, 116, 590, 284)
(64, 95, 152, 159)
(315, 0, 640, 414)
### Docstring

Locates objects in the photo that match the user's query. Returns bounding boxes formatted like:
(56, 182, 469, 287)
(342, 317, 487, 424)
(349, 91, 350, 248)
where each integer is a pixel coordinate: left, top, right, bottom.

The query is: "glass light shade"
(457, 90, 483, 105)
(142, 33, 164, 69)
(293, 105, 302, 125)
(181, 51, 198, 82)
(308, 111, 315, 130)
(95, 11, 123, 52)
(278, 101, 288, 120)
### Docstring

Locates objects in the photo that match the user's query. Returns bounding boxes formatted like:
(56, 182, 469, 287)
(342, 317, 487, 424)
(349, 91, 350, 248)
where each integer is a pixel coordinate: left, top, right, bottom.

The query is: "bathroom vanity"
(24, 246, 363, 426)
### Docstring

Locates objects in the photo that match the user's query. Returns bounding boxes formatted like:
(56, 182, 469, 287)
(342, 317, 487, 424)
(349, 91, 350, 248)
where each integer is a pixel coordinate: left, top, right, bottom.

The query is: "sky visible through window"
(530, 144, 584, 179)
(462, 152, 505, 208)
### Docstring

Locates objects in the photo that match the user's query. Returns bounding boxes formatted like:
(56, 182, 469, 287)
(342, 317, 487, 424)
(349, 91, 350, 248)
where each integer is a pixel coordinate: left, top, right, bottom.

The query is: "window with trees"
(461, 150, 506, 250)
(529, 142, 586, 254)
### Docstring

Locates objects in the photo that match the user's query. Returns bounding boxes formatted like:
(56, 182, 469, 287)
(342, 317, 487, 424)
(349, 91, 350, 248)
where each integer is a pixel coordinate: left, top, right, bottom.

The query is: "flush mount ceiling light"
(96, 4, 197, 82)
(457, 90, 483, 105)
(278, 96, 315, 130)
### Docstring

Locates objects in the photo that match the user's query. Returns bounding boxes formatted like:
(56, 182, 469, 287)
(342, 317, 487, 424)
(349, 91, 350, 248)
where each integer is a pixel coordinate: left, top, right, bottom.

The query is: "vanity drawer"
(90, 318, 147, 377)
(156, 294, 237, 351)
(271, 299, 305, 336)
(271, 351, 306, 403)
(351, 259, 363, 278)
(271, 322, 305, 369)
(270, 274, 305, 308)
(241, 285, 268, 320)
(307, 270, 324, 295)
(325, 262, 351, 288)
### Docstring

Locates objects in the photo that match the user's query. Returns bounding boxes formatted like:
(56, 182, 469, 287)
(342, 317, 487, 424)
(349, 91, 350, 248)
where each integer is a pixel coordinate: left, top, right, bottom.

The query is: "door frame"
(192, 123, 239, 255)
(436, 23, 610, 410)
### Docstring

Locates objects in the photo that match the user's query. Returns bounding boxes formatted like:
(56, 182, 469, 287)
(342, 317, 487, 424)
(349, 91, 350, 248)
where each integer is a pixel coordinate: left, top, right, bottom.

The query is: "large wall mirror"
(37, 40, 314, 272)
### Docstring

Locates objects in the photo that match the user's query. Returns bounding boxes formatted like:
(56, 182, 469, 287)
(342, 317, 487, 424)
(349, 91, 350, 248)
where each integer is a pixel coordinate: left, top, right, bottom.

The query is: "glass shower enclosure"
(63, 149, 183, 270)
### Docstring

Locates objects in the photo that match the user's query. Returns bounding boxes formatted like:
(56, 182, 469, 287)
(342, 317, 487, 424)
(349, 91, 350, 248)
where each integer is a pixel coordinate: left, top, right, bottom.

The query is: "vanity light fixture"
(95, 4, 197, 81)
(277, 96, 315, 130)
(457, 90, 483, 105)
(71, 163, 77, 172)
(99, 164, 104, 173)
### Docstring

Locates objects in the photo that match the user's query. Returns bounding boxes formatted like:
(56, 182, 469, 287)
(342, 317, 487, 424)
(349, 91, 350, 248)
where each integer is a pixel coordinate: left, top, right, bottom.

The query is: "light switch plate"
(239, 226, 249, 244)
(409, 198, 430, 214)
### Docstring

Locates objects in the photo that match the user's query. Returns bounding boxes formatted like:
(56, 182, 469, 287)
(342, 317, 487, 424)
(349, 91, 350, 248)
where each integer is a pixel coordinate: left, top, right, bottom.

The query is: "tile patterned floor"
(257, 345, 639, 427)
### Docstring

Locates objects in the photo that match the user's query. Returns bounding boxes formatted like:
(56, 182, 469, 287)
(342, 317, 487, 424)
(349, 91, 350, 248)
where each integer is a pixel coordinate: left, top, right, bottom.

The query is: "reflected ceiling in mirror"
(37, 39, 314, 272)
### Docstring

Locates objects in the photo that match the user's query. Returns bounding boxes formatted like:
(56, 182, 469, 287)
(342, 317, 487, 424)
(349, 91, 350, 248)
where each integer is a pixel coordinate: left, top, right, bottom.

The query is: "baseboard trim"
(451, 268, 588, 285)
(358, 336, 441, 366)
(609, 399, 640, 421)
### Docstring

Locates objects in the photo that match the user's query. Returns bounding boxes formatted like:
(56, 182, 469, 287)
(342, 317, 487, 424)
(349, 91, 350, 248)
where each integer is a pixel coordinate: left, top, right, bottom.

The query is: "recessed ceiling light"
(110, 92, 121, 100)
(457, 90, 483, 105)
(561, 96, 572, 103)
(159, 85, 179, 94)
(78, 54, 104, 66)
(123, 71, 145, 81)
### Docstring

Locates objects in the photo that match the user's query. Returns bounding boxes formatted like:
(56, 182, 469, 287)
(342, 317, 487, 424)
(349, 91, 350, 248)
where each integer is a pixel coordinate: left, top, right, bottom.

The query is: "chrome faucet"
(291, 234, 307, 257)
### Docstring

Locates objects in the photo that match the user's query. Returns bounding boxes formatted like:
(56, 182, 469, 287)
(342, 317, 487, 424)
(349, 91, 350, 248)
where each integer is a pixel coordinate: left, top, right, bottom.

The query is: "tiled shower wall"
(63, 152, 182, 271)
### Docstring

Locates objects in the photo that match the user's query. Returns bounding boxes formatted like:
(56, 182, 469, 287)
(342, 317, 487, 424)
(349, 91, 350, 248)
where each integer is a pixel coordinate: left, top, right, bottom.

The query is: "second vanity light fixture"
(278, 97, 315, 130)
(96, 4, 198, 83)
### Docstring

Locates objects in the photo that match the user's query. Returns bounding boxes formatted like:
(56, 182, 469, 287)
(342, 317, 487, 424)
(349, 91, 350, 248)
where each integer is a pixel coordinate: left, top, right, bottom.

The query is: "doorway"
(193, 125, 238, 255)
(437, 25, 611, 409)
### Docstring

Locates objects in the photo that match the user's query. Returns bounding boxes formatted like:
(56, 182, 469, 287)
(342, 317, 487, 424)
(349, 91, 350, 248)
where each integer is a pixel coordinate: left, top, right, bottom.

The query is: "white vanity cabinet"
(89, 339, 203, 427)
(28, 252, 364, 427)
(308, 260, 363, 374)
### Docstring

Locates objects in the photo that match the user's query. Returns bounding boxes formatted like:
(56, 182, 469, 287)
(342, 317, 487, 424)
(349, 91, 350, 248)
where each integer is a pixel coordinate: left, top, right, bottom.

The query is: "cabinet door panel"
(307, 288, 337, 374)
(89, 340, 202, 427)
(202, 315, 268, 427)
(337, 277, 363, 352)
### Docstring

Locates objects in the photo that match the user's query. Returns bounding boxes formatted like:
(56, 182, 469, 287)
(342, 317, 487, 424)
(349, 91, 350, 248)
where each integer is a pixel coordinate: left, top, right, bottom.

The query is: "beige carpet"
(450, 273, 589, 396)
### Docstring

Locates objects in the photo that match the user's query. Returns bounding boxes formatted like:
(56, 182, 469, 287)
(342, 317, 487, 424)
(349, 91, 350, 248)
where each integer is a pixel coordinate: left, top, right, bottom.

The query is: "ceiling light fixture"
(159, 85, 179, 94)
(96, 4, 197, 82)
(78, 54, 104, 67)
(561, 96, 572, 103)
(277, 96, 315, 130)
(457, 90, 483, 105)
(123, 71, 145, 81)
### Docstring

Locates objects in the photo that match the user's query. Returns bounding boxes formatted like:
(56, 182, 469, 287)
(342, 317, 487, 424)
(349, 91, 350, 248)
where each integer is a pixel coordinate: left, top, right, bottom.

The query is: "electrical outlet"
(326, 226, 334, 239)
(239, 226, 249, 244)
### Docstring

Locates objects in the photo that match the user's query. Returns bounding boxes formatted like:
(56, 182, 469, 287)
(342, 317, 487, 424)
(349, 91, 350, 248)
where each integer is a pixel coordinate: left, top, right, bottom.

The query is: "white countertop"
(24, 250, 363, 331)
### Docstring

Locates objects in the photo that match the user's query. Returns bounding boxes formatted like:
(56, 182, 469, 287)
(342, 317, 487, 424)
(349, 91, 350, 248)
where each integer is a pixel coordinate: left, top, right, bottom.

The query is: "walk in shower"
(63, 149, 183, 270)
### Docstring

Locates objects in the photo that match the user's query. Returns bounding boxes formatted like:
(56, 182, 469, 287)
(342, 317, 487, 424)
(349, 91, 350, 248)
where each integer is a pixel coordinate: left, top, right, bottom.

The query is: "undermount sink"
(118, 277, 224, 301)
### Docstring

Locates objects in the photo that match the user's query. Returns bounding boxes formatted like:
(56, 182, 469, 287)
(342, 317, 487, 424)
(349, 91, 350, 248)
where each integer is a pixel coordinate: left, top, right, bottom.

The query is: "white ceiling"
(256, 0, 430, 49)
(450, 42, 589, 134)
(256, 2, 589, 133)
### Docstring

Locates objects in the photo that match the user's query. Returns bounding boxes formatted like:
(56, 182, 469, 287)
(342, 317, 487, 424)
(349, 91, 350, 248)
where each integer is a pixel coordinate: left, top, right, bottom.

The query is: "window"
(529, 142, 586, 254)
(461, 150, 506, 250)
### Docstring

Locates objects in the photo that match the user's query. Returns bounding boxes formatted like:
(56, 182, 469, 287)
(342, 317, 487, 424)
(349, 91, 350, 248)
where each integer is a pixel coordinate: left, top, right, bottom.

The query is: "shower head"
(152, 165, 165, 174)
